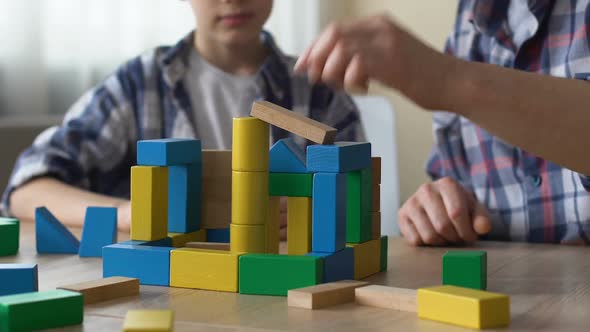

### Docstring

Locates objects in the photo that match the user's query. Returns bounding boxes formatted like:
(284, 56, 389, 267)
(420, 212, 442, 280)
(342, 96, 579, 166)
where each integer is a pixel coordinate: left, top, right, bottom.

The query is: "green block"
(239, 254, 323, 296)
(380, 235, 388, 272)
(0, 218, 19, 256)
(0, 289, 83, 331)
(442, 251, 487, 290)
(346, 168, 372, 243)
(269, 173, 313, 197)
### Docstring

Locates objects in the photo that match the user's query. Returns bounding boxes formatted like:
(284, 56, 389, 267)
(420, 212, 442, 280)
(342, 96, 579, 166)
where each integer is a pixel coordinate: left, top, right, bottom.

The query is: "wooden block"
(57, 276, 139, 304)
(230, 224, 266, 253)
(239, 254, 323, 296)
(206, 228, 230, 242)
(346, 239, 381, 280)
(250, 101, 337, 145)
(168, 230, 207, 247)
(168, 164, 201, 233)
(185, 242, 230, 251)
(202, 150, 231, 177)
(131, 166, 168, 242)
(35, 207, 80, 254)
(443, 251, 487, 290)
(102, 243, 173, 286)
(170, 248, 242, 292)
(232, 117, 269, 172)
(372, 183, 381, 212)
(0, 264, 38, 296)
(371, 212, 381, 240)
(137, 138, 201, 166)
(288, 280, 369, 309)
(355, 285, 417, 312)
(202, 199, 231, 230)
(346, 168, 373, 243)
(0, 290, 83, 331)
(307, 142, 371, 173)
(371, 157, 381, 185)
(79, 207, 117, 257)
(202, 150, 232, 230)
(0, 218, 19, 256)
(380, 236, 388, 272)
(269, 173, 313, 197)
(417, 285, 510, 329)
(267, 197, 280, 254)
(123, 310, 174, 332)
(231, 171, 269, 225)
(312, 173, 346, 253)
(287, 197, 312, 255)
(269, 138, 308, 173)
(307, 248, 354, 282)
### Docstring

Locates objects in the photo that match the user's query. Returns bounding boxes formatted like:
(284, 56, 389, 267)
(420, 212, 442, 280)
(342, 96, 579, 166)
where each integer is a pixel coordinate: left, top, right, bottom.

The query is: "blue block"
(307, 142, 371, 173)
(119, 238, 173, 247)
(206, 228, 230, 243)
(0, 264, 38, 296)
(137, 139, 202, 166)
(102, 243, 173, 286)
(269, 138, 308, 173)
(79, 207, 117, 257)
(312, 173, 346, 253)
(168, 164, 201, 233)
(308, 248, 354, 282)
(35, 207, 80, 254)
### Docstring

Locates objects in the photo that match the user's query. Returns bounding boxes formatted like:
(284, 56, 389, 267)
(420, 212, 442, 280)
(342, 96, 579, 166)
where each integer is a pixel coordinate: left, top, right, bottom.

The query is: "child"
(296, 2, 590, 245)
(2, 0, 364, 230)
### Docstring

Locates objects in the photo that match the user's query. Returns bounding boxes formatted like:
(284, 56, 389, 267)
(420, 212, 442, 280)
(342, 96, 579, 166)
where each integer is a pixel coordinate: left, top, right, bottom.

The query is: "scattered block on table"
(346, 238, 381, 280)
(102, 243, 173, 286)
(307, 142, 371, 173)
(229, 224, 266, 253)
(57, 276, 139, 304)
(417, 285, 510, 329)
(312, 173, 346, 253)
(231, 171, 268, 225)
(269, 138, 308, 173)
(372, 183, 381, 213)
(0, 218, 19, 256)
(250, 101, 337, 145)
(168, 230, 207, 247)
(0, 264, 38, 296)
(232, 117, 269, 172)
(206, 228, 230, 243)
(307, 247, 354, 283)
(443, 251, 487, 290)
(79, 207, 117, 257)
(168, 164, 202, 233)
(170, 248, 242, 292)
(266, 197, 280, 254)
(119, 238, 173, 247)
(269, 173, 313, 197)
(371, 157, 381, 185)
(0, 289, 83, 331)
(35, 207, 80, 254)
(137, 138, 201, 166)
(287, 197, 312, 255)
(239, 254, 323, 296)
(355, 285, 417, 312)
(288, 280, 369, 309)
(202, 151, 232, 230)
(123, 310, 174, 332)
(371, 212, 381, 240)
(131, 166, 168, 241)
(380, 236, 388, 272)
(346, 168, 373, 243)
(185, 242, 230, 251)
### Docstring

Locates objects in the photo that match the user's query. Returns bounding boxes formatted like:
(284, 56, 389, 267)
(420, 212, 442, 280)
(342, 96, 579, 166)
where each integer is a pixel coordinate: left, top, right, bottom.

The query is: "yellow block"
(170, 248, 242, 292)
(347, 239, 381, 280)
(232, 117, 269, 172)
(267, 197, 280, 254)
(131, 166, 168, 241)
(231, 171, 269, 225)
(287, 197, 312, 255)
(417, 285, 510, 329)
(123, 309, 174, 332)
(168, 230, 207, 247)
(230, 223, 266, 253)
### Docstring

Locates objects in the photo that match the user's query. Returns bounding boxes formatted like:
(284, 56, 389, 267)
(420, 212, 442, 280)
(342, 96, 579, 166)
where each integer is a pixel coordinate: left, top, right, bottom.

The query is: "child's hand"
(398, 177, 491, 246)
(117, 200, 131, 232)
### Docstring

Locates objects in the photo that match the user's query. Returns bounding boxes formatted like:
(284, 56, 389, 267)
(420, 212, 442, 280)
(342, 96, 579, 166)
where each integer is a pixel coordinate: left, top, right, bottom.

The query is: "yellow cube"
(170, 248, 242, 292)
(232, 117, 269, 172)
(347, 239, 381, 280)
(231, 171, 269, 225)
(287, 197, 312, 255)
(123, 310, 174, 332)
(267, 197, 280, 254)
(131, 166, 168, 241)
(230, 223, 266, 253)
(168, 230, 207, 247)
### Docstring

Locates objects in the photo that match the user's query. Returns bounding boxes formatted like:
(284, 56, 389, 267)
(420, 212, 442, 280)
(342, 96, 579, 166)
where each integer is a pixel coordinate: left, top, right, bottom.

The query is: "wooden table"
(2, 222, 590, 331)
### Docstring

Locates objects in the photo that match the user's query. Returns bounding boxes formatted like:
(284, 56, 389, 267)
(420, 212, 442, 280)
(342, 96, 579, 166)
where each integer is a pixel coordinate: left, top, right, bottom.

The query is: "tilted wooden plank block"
(355, 285, 417, 312)
(185, 242, 230, 251)
(288, 280, 369, 309)
(58, 276, 139, 304)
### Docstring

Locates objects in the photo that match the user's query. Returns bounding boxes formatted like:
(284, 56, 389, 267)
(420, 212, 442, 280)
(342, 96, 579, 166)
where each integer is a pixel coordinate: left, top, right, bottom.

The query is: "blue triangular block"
(36, 207, 80, 254)
(269, 138, 308, 173)
(79, 207, 117, 257)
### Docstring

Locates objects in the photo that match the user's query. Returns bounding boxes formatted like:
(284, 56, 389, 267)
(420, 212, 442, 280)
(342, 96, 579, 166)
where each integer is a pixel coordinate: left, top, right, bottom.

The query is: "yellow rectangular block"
(417, 285, 510, 329)
(231, 171, 269, 225)
(170, 248, 242, 292)
(287, 197, 312, 255)
(347, 239, 381, 280)
(168, 230, 207, 247)
(230, 223, 266, 253)
(131, 166, 168, 241)
(232, 117, 269, 172)
(267, 197, 280, 254)
(123, 310, 174, 332)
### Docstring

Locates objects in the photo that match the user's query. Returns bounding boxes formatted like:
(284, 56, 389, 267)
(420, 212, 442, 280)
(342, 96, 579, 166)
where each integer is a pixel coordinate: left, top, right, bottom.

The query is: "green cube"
(346, 168, 372, 243)
(380, 236, 388, 272)
(0, 218, 19, 256)
(442, 251, 487, 290)
(239, 254, 323, 296)
(0, 289, 83, 331)
(269, 173, 313, 197)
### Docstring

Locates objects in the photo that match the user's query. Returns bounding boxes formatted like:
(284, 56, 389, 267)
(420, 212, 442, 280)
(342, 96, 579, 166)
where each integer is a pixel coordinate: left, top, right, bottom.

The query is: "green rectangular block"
(239, 254, 323, 296)
(0, 218, 19, 256)
(346, 168, 372, 243)
(269, 173, 313, 197)
(0, 289, 83, 331)
(442, 251, 487, 290)
(380, 235, 388, 272)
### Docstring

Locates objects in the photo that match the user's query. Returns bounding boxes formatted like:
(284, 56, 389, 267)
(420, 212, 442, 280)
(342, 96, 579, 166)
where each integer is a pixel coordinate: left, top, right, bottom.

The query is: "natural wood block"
(288, 280, 369, 309)
(371, 157, 381, 185)
(250, 101, 337, 145)
(201, 150, 232, 230)
(267, 197, 280, 254)
(168, 230, 207, 248)
(232, 117, 269, 172)
(202, 150, 232, 177)
(231, 171, 269, 225)
(230, 224, 266, 253)
(58, 277, 139, 305)
(185, 242, 230, 251)
(372, 183, 381, 212)
(123, 310, 174, 332)
(371, 212, 381, 240)
(201, 199, 231, 230)
(131, 166, 168, 241)
(170, 248, 242, 292)
(355, 285, 417, 312)
(287, 197, 312, 255)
